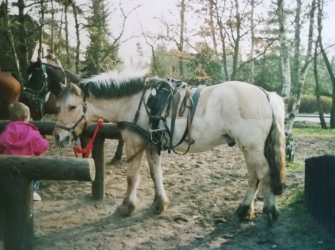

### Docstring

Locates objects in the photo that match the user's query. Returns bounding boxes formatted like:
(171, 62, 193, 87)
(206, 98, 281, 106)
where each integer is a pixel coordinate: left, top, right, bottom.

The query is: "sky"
(108, 0, 335, 67)
(11, 0, 335, 66)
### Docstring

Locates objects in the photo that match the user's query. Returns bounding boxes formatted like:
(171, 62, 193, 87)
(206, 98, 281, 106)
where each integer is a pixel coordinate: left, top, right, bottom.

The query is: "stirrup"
(149, 128, 166, 145)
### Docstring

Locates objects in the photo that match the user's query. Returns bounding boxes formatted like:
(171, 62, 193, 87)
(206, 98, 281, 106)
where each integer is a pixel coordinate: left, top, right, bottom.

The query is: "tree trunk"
(17, 0, 27, 79)
(214, 0, 228, 80)
(314, 40, 327, 129)
(38, 0, 45, 58)
(250, 0, 255, 83)
(65, 3, 70, 69)
(285, 0, 316, 134)
(231, 0, 241, 80)
(277, 0, 291, 99)
(3, 0, 22, 81)
(178, 0, 186, 78)
(72, 1, 81, 74)
(50, 0, 55, 52)
(209, 0, 218, 55)
(292, 0, 302, 95)
(317, 0, 335, 128)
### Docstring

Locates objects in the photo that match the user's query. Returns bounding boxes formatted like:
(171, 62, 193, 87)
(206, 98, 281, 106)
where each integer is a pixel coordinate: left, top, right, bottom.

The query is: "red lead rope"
(73, 119, 104, 158)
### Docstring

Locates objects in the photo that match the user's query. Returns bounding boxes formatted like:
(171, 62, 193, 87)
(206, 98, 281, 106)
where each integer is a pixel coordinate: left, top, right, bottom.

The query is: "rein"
(73, 119, 104, 158)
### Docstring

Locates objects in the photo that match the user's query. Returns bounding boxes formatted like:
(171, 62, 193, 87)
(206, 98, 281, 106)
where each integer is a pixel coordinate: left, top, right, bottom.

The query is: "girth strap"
(174, 85, 205, 148)
(117, 121, 151, 141)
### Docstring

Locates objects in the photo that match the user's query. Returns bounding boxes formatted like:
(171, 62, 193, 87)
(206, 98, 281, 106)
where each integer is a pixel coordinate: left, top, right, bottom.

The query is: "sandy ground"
(1, 127, 335, 249)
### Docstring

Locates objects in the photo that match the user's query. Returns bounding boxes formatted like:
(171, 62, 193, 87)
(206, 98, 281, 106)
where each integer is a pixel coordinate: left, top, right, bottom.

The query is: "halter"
(54, 99, 88, 142)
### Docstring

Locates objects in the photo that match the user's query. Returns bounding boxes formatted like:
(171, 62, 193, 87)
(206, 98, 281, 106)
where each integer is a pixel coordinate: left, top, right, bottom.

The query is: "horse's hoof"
(263, 206, 279, 227)
(233, 204, 255, 221)
(110, 157, 122, 165)
(151, 196, 169, 214)
(117, 202, 135, 216)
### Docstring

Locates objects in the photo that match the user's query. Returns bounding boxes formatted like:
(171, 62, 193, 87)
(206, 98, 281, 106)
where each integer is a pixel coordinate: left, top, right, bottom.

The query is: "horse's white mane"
(80, 68, 149, 87)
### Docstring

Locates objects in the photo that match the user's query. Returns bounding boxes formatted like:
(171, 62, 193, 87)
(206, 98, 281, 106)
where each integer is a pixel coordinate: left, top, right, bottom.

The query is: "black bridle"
(54, 100, 88, 142)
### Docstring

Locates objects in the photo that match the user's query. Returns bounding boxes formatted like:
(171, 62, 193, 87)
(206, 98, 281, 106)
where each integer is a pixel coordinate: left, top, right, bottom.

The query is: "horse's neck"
(86, 92, 143, 123)
(65, 71, 80, 84)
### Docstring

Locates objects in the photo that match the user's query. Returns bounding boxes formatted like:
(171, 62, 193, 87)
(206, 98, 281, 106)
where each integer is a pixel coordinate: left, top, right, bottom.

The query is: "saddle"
(118, 78, 205, 158)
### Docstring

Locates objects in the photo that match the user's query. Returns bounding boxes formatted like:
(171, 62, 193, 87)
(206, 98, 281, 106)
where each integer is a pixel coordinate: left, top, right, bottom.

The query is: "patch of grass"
(279, 184, 335, 249)
(292, 127, 335, 137)
(286, 160, 305, 171)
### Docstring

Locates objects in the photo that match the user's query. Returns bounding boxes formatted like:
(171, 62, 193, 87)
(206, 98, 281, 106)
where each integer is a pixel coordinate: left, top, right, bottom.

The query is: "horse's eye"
(69, 105, 77, 111)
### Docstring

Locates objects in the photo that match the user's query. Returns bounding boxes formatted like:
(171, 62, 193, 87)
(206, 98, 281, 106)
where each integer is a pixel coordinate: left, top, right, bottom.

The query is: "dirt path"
(1, 135, 335, 250)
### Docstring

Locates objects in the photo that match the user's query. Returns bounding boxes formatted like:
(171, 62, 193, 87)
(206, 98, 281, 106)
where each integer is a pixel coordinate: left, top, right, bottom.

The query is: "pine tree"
(82, 0, 118, 75)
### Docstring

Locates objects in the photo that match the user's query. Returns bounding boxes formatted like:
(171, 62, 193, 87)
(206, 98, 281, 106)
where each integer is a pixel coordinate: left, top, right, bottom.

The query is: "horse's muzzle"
(54, 131, 71, 147)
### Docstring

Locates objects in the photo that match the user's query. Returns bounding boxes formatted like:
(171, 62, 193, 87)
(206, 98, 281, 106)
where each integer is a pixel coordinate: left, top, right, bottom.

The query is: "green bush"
(288, 95, 332, 113)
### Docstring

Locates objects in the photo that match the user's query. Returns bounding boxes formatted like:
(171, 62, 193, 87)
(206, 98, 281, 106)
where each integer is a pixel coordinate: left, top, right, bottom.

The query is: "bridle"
(54, 98, 88, 142)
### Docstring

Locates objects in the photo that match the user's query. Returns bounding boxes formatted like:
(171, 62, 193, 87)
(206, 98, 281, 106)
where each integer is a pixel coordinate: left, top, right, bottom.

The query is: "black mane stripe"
(58, 73, 166, 103)
(78, 76, 147, 99)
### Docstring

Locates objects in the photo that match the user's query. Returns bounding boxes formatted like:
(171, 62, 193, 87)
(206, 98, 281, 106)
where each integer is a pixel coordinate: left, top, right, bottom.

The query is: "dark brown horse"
(0, 72, 21, 120)
(25, 58, 124, 164)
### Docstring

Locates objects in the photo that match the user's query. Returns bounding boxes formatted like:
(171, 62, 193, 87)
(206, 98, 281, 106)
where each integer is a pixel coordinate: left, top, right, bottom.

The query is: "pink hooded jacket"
(0, 122, 49, 156)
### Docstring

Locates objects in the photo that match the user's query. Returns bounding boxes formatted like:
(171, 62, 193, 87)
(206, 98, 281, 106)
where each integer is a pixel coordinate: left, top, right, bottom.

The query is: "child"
(44, 53, 63, 69)
(0, 102, 49, 201)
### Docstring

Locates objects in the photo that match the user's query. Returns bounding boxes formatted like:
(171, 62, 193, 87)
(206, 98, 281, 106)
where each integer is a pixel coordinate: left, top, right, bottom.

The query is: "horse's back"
(182, 81, 282, 152)
(0, 72, 21, 119)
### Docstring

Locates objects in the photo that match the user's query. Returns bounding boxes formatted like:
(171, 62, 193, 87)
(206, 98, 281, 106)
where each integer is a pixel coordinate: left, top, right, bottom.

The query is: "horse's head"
(26, 58, 46, 91)
(27, 58, 67, 96)
(53, 81, 88, 147)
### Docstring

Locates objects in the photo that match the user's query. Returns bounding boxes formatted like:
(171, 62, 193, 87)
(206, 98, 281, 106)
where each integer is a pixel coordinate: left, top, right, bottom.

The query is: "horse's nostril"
(55, 134, 60, 141)
(64, 135, 70, 143)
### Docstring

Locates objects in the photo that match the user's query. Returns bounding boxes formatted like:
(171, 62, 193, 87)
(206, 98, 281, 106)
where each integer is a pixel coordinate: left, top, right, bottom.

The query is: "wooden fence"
(305, 155, 335, 238)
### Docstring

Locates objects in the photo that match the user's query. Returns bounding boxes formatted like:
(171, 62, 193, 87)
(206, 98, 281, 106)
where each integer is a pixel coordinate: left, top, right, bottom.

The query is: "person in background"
(44, 53, 63, 69)
(0, 102, 49, 201)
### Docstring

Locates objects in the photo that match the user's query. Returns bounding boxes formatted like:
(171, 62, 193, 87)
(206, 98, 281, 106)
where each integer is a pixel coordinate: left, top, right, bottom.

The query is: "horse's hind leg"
(145, 147, 169, 214)
(233, 155, 260, 221)
(236, 150, 278, 226)
(110, 138, 124, 165)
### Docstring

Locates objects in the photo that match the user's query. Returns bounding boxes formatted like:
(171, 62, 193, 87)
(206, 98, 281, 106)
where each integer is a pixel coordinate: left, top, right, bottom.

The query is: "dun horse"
(25, 59, 124, 164)
(53, 72, 286, 226)
(0, 72, 21, 120)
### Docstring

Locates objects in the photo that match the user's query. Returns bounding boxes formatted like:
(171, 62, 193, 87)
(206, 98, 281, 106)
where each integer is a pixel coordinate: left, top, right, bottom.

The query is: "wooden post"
(0, 156, 96, 249)
(92, 135, 105, 200)
(3, 177, 34, 250)
(0, 156, 95, 181)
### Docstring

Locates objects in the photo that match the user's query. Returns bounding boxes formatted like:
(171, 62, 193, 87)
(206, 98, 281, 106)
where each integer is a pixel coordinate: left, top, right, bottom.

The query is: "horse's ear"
(37, 57, 42, 65)
(71, 83, 81, 96)
(60, 82, 66, 90)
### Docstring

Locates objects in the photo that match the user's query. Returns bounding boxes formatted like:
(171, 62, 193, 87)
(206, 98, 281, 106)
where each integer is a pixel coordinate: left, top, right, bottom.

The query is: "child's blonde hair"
(8, 102, 30, 122)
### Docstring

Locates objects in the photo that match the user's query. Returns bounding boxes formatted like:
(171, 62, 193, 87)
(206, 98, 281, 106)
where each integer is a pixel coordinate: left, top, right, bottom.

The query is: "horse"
(53, 72, 286, 226)
(0, 72, 21, 120)
(24, 58, 124, 164)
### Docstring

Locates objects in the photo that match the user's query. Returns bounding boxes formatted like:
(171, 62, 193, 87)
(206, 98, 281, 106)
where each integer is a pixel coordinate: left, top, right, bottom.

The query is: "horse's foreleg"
(241, 150, 278, 226)
(110, 137, 124, 165)
(117, 138, 144, 216)
(145, 147, 169, 214)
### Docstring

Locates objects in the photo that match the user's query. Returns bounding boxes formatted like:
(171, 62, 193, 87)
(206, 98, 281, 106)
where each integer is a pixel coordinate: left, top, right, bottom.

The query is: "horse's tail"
(264, 92, 286, 195)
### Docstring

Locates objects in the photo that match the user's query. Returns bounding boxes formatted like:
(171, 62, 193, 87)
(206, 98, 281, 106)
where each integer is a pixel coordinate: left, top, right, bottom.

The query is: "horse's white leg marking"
(145, 147, 169, 214)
